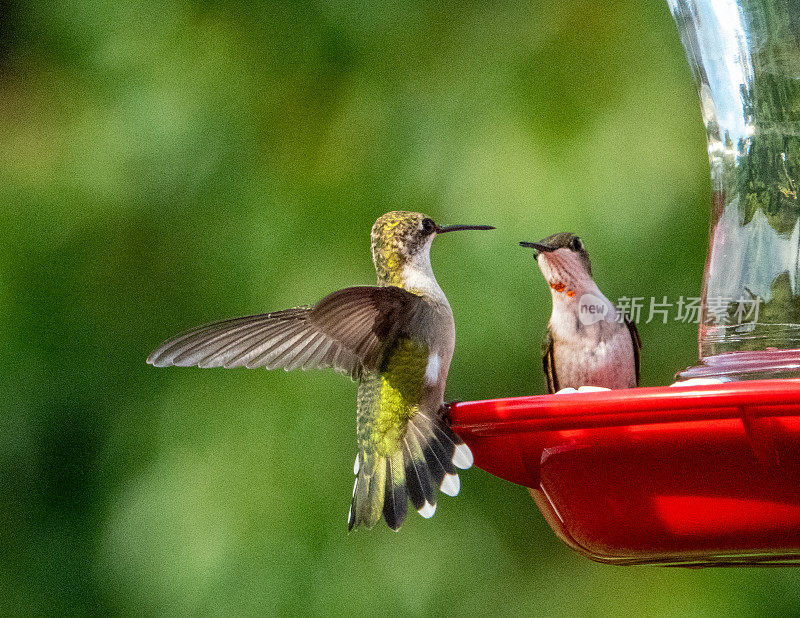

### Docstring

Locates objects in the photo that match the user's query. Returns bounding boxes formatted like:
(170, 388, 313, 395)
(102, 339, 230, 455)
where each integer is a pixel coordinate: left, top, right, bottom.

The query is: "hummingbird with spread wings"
(148, 211, 494, 530)
(520, 233, 641, 393)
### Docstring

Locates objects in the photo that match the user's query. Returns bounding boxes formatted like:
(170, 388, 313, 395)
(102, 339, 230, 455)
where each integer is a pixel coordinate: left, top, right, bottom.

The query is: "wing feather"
(624, 315, 642, 386)
(222, 322, 306, 369)
(542, 330, 559, 394)
(156, 315, 280, 365)
(200, 321, 294, 368)
(284, 331, 326, 371)
(147, 286, 424, 378)
(304, 339, 333, 370)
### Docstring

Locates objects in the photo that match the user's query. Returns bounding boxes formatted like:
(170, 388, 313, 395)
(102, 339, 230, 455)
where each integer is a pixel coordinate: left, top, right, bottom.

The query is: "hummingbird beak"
(519, 240, 555, 258)
(435, 224, 495, 234)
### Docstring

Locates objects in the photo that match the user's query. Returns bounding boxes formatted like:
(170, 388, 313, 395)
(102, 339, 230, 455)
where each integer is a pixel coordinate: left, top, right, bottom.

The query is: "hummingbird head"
(520, 232, 593, 294)
(371, 211, 493, 288)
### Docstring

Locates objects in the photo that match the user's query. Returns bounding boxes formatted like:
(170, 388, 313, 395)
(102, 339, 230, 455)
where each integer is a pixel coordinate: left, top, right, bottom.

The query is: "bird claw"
(439, 400, 462, 424)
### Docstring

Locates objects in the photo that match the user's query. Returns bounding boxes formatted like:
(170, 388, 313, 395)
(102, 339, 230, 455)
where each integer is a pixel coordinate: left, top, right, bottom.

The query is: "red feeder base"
(450, 380, 800, 566)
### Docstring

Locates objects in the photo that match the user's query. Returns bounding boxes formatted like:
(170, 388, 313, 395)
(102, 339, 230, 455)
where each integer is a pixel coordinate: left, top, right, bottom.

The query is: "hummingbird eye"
(571, 236, 584, 252)
(421, 218, 437, 235)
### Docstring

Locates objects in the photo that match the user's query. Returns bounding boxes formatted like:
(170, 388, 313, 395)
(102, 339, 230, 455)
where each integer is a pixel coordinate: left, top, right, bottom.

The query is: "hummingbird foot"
(439, 400, 462, 425)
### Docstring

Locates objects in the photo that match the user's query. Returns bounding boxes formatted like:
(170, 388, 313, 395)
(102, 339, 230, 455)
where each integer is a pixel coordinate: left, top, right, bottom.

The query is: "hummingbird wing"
(146, 286, 424, 379)
(542, 329, 559, 394)
(624, 315, 642, 386)
(310, 286, 425, 372)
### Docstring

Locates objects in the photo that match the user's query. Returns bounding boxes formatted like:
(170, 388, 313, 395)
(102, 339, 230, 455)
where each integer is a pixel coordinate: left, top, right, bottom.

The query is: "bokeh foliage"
(2, 0, 799, 615)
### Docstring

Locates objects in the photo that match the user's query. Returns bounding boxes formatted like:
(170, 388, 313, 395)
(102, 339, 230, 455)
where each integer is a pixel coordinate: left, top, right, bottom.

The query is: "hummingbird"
(519, 233, 641, 393)
(148, 211, 494, 531)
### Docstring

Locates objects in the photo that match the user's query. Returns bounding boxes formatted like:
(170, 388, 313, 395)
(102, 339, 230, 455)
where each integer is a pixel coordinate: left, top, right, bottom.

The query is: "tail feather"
(408, 422, 446, 486)
(348, 454, 386, 531)
(416, 420, 456, 476)
(366, 459, 386, 524)
(426, 415, 474, 469)
(383, 450, 407, 531)
(403, 429, 435, 511)
(348, 414, 473, 531)
(405, 422, 436, 510)
(409, 421, 460, 496)
(440, 472, 460, 497)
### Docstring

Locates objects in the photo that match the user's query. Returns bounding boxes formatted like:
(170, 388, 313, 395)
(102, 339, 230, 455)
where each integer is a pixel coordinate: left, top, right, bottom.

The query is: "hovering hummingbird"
(148, 211, 494, 531)
(519, 233, 641, 393)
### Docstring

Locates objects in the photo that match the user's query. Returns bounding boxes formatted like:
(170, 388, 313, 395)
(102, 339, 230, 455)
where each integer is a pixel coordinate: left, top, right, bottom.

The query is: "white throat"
(401, 238, 448, 304)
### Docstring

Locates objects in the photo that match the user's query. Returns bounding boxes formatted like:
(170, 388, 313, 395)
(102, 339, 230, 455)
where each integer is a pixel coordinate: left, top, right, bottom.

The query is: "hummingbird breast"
(552, 324, 637, 390)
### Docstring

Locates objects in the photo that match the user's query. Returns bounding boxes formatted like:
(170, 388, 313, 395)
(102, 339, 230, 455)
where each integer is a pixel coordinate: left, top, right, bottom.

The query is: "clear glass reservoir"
(668, 0, 800, 379)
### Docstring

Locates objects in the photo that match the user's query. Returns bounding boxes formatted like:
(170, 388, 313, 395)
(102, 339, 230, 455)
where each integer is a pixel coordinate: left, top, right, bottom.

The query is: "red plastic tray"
(450, 380, 800, 566)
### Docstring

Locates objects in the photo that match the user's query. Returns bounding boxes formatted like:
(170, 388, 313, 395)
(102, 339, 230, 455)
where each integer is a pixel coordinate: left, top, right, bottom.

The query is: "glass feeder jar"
(672, 0, 800, 380)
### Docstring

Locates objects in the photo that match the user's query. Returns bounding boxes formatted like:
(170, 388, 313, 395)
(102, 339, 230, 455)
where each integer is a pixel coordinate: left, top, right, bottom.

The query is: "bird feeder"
(451, 0, 800, 566)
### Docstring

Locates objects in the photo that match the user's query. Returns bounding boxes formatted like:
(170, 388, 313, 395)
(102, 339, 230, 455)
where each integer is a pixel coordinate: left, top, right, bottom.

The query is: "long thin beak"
(436, 224, 495, 233)
(519, 241, 555, 257)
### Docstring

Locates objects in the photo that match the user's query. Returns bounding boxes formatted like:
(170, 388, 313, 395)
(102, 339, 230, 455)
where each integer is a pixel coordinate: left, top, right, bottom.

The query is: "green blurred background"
(3, 0, 799, 614)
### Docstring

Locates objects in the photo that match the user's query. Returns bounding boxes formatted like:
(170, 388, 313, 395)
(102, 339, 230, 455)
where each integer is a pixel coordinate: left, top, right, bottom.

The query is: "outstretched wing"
(146, 286, 425, 379)
(624, 315, 642, 386)
(542, 329, 559, 394)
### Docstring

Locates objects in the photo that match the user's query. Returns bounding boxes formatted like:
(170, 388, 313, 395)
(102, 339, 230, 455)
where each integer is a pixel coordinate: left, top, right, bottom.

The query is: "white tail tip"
(418, 501, 437, 519)
(440, 473, 460, 497)
(576, 385, 611, 392)
(452, 443, 474, 469)
(353, 454, 360, 475)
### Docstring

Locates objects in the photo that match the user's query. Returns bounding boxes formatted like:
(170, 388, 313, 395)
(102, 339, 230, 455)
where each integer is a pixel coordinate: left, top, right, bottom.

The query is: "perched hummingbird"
(519, 233, 641, 393)
(148, 211, 493, 531)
